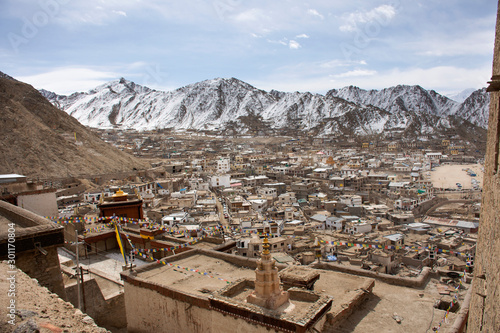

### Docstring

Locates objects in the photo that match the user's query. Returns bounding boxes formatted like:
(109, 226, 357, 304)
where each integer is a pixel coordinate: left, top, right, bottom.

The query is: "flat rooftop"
(136, 253, 255, 296)
(133, 251, 373, 301)
(124, 249, 375, 331)
(123, 248, 469, 332)
(59, 248, 149, 282)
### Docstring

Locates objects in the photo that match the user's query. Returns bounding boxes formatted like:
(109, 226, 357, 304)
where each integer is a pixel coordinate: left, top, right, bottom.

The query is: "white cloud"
(296, 33, 309, 39)
(266, 38, 288, 46)
(113, 10, 127, 17)
(410, 29, 495, 57)
(125, 61, 150, 70)
(249, 65, 490, 96)
(335, 69, 377, 78)
(228, 8, 280, 35)
(15, 67, 118, 94)
(233, 8, 267, 23)
(320, 59, 368, 68)
(266, 38, 302, 49)
(332, 65, 490, 94)
(340, 5, 396, 32)
(307, 9, 324, 20)
(289, 40, 301, 49)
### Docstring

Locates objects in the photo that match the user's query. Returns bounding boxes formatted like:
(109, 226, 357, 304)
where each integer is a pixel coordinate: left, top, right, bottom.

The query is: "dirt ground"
(0, 262, 108, 333)
(430, 163, 484, 190)
(334, 277, 466, 333)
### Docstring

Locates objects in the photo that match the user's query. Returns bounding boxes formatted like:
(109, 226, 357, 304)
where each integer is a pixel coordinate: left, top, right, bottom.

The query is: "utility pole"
(75, 230, 85, 310)
(129, 250, 134, 272)
(80, 268, 86, 312)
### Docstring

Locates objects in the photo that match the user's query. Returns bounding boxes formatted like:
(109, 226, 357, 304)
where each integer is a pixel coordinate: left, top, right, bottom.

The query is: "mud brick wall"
(468, 2, 500, 331)
(15, 245, 66, 299)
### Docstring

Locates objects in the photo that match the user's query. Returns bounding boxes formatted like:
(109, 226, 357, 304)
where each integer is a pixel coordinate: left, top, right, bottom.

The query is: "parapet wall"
(324, 278, 375, 330)
(0, 200, 66, 299)
(64, 276, 126, 330)
(312, 262, 431, 288)
(0, 199, 60, 230)
(200, 248, 289, 271)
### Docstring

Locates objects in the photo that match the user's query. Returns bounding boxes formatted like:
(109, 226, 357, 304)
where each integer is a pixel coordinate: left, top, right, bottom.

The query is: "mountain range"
(0, 72, 149, 178)
(41, 77, 489, 138)
(2, 69, 489, 178)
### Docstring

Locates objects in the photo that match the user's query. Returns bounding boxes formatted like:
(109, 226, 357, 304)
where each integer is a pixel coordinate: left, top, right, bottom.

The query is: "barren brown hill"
(0, 72, 150, 178)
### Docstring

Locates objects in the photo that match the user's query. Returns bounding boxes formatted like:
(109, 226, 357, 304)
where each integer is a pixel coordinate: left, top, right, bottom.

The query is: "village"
(0, 129, 483, 332)
(3, 0, 500, 331)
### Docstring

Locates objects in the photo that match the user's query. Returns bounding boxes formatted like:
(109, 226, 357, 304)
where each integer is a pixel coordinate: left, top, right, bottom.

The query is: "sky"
(0, 0, 497, 96)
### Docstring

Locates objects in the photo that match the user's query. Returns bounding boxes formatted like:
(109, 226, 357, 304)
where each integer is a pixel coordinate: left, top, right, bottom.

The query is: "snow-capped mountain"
(447, 88, 477, 103)
(453, 88, 490, 128)
(326, 85, 459, 117)
(40, 77, 489, 137)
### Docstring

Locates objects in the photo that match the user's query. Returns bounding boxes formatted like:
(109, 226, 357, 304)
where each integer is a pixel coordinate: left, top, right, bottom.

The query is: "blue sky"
(0, 0, 497, 96)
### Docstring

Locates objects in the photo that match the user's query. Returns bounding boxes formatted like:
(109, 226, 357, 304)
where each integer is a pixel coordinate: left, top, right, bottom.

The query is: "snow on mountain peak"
(41, 77, 490, 135)
(446, 88, 477, 103)
(90, 77, 153, 96)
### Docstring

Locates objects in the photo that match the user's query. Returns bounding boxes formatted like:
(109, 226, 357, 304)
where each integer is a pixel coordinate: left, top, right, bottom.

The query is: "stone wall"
(402, 255, 430, 269)
(200, 248, 289, 271)
(468, 1, 500, 331)
(64, 276, 126, 330)
(312, 262, 430, 288)
(123, 272, 284, 333)
(323, 278, 375, 330)
(15, 246, 66, 299)
(0, 200, 66, 299)
(17, 190, 58, 217)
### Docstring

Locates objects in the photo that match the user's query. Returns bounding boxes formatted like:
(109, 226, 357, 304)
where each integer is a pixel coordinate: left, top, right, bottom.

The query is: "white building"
(326, 216, 344, 231)
(394, 198, 418, 211)
(257, 187, 277, 198)
(345, 222, 371, 234)
(339, 195, 362, 206)
(134, 182, 157, 195)
(217, 157, 230, 173)
(210, 174, 231, 188)
(367, 158, 381, 168)
(425, 152, 442, 161)
(273, 166, 289, 174)
(249, 199, 268, 213)
(84, 191, 112, 203)
(188, 178, 210, 191)
(161, 212, 190, 227)
(278, 192, 297, 205)
(171, 190, 198, 202)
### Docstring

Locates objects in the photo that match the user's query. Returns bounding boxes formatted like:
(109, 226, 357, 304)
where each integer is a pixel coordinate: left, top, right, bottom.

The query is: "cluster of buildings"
(0, 132, 485, 332)
(4, 7, 500, 330)
(1, 132, 482, 276)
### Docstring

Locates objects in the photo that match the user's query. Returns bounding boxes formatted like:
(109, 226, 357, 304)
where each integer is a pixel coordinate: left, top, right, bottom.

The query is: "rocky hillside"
(41, 77, 490, 138)
(327, 85, 490, 129)
(0, 72, 149, 178)
(453, 88, 490, 128)
(0, 262, 108, 333)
